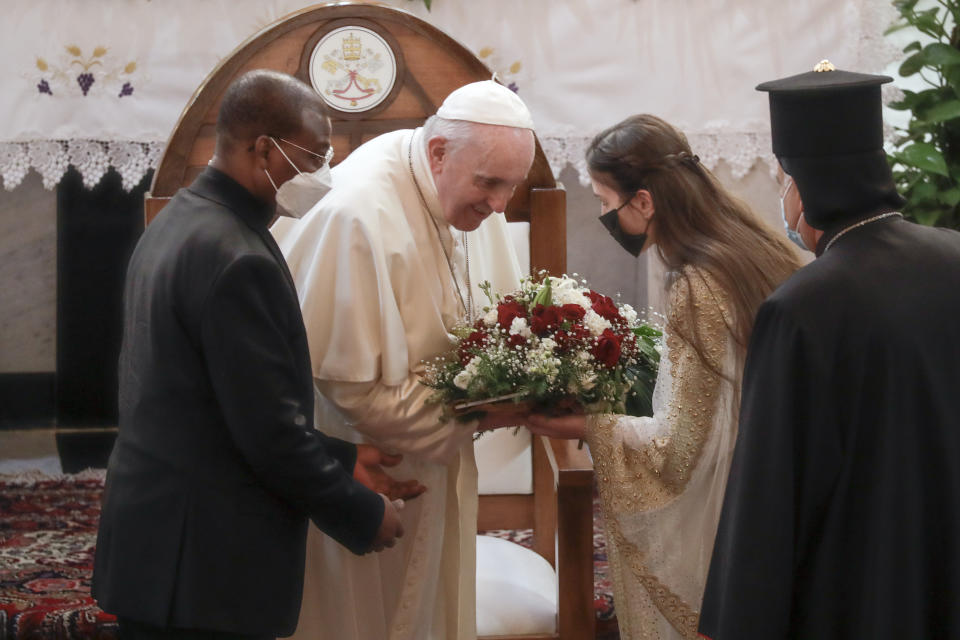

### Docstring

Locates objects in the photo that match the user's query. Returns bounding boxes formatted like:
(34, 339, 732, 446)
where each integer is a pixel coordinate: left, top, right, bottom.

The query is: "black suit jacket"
(92, 168, 384, 636)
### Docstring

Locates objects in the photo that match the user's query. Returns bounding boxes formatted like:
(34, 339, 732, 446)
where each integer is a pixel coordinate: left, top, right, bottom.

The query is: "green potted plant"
(886, 0, 960, 229)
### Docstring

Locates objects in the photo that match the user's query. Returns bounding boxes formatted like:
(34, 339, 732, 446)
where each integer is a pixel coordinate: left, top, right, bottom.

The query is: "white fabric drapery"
(0, 0, 899, 191)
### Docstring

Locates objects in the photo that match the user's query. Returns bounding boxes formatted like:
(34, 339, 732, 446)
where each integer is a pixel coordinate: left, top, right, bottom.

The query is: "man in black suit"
(93, 70, 406, 640)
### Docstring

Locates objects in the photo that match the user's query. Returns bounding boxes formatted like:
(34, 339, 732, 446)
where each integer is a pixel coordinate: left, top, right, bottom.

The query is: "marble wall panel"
(0, 172, 57, 373)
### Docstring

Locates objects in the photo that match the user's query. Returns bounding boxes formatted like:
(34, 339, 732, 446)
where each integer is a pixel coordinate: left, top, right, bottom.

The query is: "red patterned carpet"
(0, 470, 117, 639)
(0, 472, 617, 639)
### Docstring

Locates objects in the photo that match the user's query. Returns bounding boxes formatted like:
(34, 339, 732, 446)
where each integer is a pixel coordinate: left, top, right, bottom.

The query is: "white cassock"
(271, 127, 523, 640)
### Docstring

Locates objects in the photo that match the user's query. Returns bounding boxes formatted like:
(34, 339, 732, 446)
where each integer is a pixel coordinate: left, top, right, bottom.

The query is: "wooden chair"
(143, 3, 596, 638)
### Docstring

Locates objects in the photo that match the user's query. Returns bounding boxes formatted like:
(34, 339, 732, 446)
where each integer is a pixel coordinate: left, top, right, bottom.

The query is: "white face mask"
(779, 175, 809, 252)
(263, 137, 333, 219)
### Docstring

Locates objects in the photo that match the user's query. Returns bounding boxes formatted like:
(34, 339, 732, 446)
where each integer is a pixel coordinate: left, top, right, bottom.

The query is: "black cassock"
(699, 216, 960, 639)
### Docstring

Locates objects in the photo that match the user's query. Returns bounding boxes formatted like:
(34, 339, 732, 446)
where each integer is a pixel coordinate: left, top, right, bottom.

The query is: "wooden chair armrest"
(543, 437, 592, 488)
(538, 436, 595, 640)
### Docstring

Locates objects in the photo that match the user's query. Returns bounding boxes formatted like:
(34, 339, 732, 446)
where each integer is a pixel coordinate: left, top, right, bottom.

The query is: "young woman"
(528, 114, 801, 639)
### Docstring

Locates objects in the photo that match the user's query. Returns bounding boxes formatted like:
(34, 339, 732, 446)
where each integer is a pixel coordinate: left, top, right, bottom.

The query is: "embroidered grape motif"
(77, 73, 95, 96)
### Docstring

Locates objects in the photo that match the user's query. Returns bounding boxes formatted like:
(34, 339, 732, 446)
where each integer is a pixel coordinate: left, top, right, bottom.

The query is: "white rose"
(620, 304, 638, 326)
(453, 369, 472, 390)
(454, 358, 481, 390)
(510, 317, 532, 338)
(549, 276, 579, 293)
(553, 288, 591, 308)
(483, 307, 499, 326)
(584, 309, 612, 336)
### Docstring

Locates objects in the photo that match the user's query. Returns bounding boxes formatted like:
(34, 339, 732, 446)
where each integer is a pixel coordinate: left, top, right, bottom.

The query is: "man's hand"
(369, 494, 404, 552)
(354, 444, 427, 502)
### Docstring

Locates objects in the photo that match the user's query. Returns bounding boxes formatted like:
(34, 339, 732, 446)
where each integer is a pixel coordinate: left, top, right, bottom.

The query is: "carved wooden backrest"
(145, 1, 565, 277)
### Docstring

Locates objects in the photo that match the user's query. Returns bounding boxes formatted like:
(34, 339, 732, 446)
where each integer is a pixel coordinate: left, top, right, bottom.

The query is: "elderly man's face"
(428, 125, 536, 232)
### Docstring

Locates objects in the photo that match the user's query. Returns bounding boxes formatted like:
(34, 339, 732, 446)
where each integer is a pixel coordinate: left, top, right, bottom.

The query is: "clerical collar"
(190, 167, 274, 230)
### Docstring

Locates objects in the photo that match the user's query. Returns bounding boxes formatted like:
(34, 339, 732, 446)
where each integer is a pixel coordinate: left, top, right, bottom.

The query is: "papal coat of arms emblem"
(309, 26, 398, 113)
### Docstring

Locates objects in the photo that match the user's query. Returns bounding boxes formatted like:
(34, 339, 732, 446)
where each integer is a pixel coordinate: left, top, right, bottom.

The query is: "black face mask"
(599, 204, 648, 257)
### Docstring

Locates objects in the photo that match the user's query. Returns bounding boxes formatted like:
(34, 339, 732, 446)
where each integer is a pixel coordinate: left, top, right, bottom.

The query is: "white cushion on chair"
(475, 427, 533, 494)
(474, 221, 534, 496)
(476, 535, 558, 636)
(506, 221, 531, 274)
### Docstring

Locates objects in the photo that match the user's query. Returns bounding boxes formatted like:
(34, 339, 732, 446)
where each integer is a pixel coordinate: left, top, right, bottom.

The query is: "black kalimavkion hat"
(757, 60, 906, 230)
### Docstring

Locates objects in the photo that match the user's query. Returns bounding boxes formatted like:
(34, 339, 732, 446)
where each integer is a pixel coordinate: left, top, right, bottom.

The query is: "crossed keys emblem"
(321, 54, 382, 106)
(310, 26, 397, 113)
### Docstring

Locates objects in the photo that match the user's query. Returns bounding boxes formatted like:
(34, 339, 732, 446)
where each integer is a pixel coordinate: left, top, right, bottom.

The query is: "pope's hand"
(354, 444, 427, 501)
(526, 412, 587, 440)
(369, 493, 404, 553)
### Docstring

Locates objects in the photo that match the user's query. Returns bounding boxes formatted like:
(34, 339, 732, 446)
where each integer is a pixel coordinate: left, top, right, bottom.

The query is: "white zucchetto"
(435, 80, 535, 130)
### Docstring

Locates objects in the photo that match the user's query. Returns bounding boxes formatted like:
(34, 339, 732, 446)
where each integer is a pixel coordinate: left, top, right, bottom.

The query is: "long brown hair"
(587, 114, 801, 373)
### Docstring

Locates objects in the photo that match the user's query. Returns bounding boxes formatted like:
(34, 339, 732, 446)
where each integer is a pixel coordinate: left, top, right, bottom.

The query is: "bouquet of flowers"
(422, 274, 662, 420)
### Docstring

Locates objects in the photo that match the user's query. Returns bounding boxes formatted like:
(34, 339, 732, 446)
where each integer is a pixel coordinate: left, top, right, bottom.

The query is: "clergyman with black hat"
(698, 62, 960, 639)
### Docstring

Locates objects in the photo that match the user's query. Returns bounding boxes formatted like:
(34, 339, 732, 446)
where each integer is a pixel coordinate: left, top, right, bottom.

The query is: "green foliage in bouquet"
(421, 275, 662, 421)
(624, 324, 662, 417)
(886, 0, 960, 229)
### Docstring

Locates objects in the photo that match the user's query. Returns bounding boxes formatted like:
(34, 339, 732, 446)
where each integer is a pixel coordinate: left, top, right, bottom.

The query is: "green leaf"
(924, 43, 960, 67)
(912, 181, 938, 201)
(532, 276, 552, 307)
(900, 143, 950, 176)
(939, 187, 960, 207)
(900, 52, 927, 77)
(914, 8, 945, 37)
(945, 65, 960, 92)
(885, 21, 914, 36)
(423, 0, 432, 9)
(913, 208, 944, 226)
(922, 99, 960, 123)
(903, 40, 923, 54)
(892, 0, 920, 11)
(888, 89, 920, 111)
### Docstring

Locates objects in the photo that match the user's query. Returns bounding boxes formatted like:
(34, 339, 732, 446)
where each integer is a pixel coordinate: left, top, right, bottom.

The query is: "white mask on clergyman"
(264, 137, 333, 219)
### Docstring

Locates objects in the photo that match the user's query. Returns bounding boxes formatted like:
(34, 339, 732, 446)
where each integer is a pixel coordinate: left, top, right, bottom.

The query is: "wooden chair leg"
(547, 437, 594, 640)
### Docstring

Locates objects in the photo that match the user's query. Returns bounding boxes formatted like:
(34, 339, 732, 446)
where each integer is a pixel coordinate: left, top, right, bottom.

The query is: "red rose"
(560, 304, 586, 322)
(592, 328, 622, 368)
(497, 298, 528, 329)
(459, 330, 488, 365)
(530, 304, 563, 334)
(587, 291, 622, 322)
(507, 333, 528, 349)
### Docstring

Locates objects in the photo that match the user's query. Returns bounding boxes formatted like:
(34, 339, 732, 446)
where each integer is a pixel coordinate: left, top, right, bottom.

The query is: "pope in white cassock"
(271, 81, 537, 640)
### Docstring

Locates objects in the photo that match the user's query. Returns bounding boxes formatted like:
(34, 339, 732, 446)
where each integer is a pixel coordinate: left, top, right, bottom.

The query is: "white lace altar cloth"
(0, 0, 900, 191)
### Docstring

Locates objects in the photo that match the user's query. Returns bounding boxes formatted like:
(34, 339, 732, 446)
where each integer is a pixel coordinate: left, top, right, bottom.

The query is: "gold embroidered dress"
(586, 267, 741, 640)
